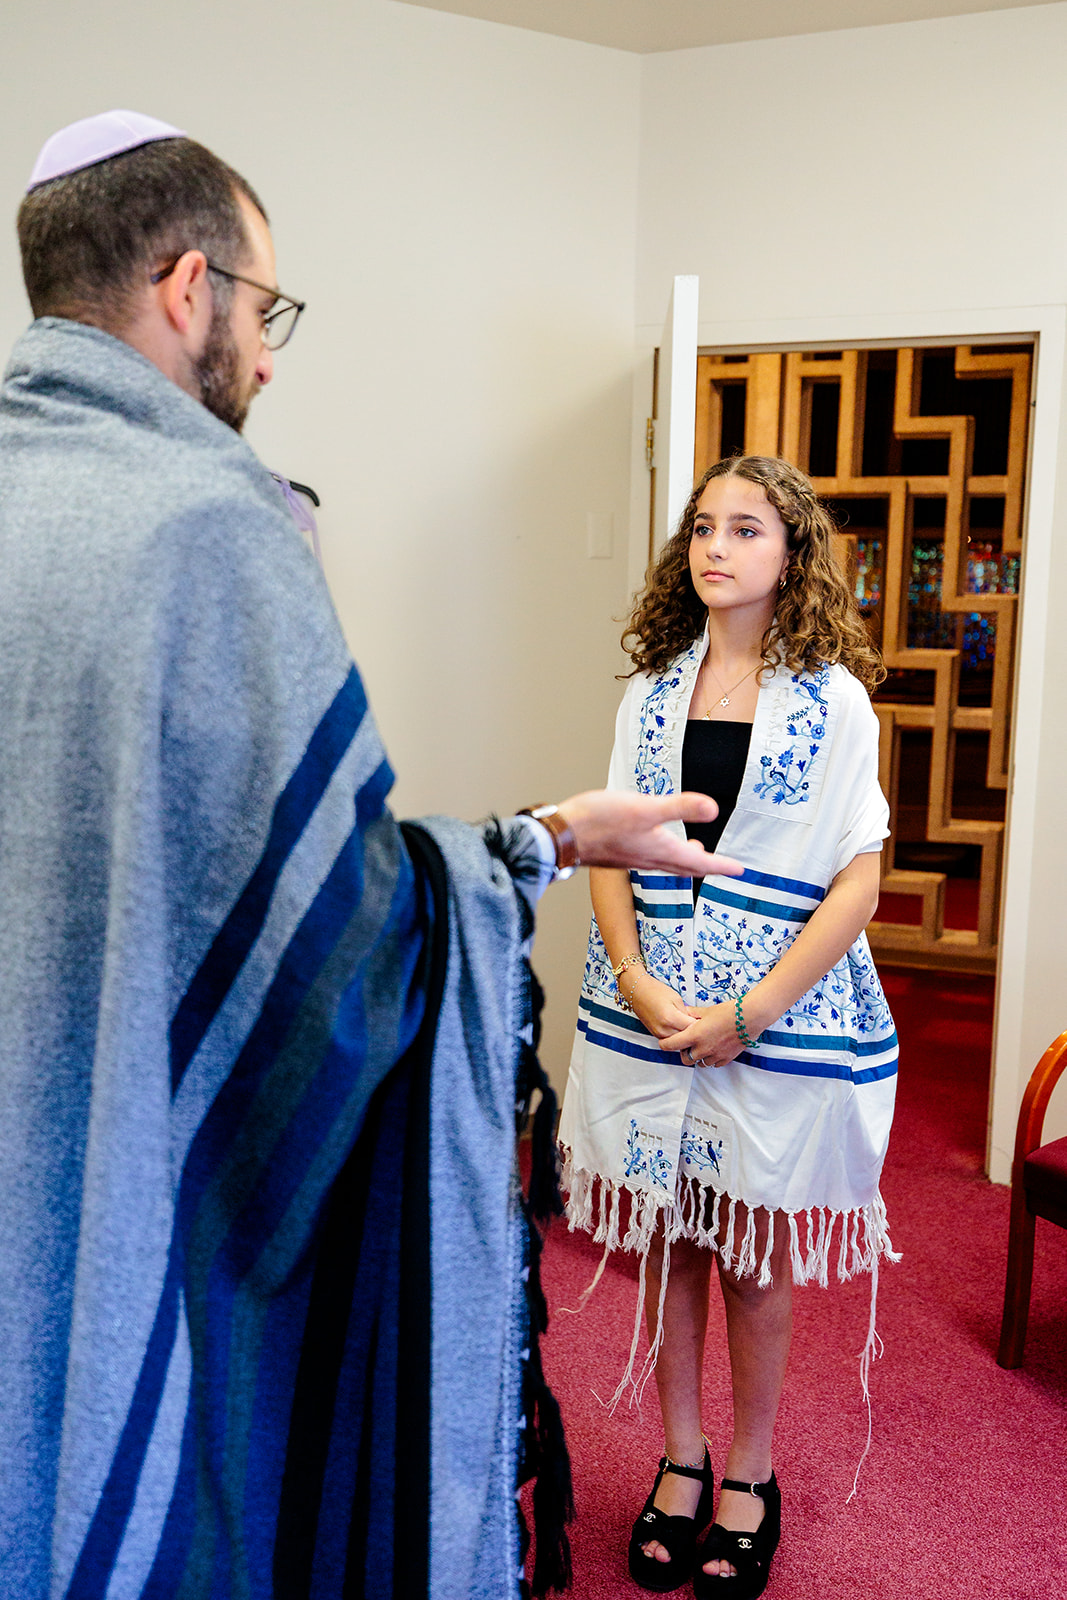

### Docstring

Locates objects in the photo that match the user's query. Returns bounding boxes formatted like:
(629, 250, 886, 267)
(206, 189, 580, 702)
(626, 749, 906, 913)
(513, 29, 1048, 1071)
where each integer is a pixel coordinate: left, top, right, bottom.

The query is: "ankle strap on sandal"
(720, 1475, 772, 1497)
(661, 1446, 709, 1481)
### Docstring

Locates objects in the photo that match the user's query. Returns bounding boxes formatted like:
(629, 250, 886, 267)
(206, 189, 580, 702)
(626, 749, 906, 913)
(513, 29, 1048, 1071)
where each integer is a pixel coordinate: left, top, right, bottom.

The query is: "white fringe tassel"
(560, 1151, 900, 1293)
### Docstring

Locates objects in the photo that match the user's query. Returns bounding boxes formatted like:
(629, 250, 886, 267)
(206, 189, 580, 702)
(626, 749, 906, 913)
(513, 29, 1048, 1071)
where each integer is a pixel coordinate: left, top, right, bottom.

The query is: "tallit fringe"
(561, 1153, 900, 1478)
(559, 1150, 901, 1292)
(561, 1152, 900, 1486)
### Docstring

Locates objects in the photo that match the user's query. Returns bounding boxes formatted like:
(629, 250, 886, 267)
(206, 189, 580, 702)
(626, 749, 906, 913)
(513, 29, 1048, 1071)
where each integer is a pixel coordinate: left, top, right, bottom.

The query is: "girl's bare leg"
(702, 1211, 792, 1578)
(639, 1231, 715, 1563)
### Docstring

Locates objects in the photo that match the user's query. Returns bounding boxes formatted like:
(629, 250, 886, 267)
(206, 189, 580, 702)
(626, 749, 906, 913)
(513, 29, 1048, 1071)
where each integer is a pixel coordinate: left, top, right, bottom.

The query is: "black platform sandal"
(692, 1473, 781, 1600)
(627, 1445, 715, 1593)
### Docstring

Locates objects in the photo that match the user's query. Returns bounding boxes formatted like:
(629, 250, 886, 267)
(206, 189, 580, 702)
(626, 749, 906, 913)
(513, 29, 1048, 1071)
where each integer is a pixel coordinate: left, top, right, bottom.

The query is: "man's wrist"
(518, 804, 581, 880)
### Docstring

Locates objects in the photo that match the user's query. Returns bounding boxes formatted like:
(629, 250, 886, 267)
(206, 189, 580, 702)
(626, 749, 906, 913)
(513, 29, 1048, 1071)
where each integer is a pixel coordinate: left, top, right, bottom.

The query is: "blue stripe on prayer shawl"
(169, 665, 371, 1092)
(68, 753, 402, 1597)
(180, 763, 398, 1272)
(731, 866, 826, 901)
(739, 1048, 898, 1083)
(171, 769, 408, 1582)
(62, 1254, 183, 1597)
(238, 1272, 315, 1582)
(578, 1019, 896, 1080)
(578, 1017, 685, 1066)
(579, 998, 658, 1035)
(140, 1403, 199, 1598)
(196, 848, 412, 1326)
(633, 867, 826, 901)
(757, 1025, 899, 1057)
(697, 887, 812, 923)
(633, 894, 692, 919)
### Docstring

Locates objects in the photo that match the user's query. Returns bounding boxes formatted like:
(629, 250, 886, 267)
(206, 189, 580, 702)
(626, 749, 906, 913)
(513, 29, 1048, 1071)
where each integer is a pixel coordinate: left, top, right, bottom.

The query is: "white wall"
(0, 0, 641, 1089)
(634, 3, 1067, 1176)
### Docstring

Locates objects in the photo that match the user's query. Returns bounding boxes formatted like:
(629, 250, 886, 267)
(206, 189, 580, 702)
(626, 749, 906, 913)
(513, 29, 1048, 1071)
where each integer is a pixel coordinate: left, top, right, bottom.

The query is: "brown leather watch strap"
(518, 804, 581, 880)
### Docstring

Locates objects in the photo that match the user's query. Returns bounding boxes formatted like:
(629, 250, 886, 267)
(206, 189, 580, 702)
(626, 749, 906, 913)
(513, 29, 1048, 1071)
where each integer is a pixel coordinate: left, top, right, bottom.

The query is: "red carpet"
(532, 969, 1067, 1599)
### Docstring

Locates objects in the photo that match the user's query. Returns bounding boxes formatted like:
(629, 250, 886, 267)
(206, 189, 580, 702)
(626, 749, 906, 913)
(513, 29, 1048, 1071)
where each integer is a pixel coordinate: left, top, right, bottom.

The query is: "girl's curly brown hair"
(623, 455, 885, 692)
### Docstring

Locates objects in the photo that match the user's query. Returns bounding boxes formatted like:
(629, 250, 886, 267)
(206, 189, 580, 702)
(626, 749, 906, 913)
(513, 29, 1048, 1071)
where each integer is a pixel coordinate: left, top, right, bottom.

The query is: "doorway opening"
(690, 342, 1034, 976)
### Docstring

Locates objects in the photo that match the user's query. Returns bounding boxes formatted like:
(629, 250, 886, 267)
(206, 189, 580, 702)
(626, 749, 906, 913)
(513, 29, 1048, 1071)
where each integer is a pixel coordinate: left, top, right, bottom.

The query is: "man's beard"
(193, 306, 251, 434)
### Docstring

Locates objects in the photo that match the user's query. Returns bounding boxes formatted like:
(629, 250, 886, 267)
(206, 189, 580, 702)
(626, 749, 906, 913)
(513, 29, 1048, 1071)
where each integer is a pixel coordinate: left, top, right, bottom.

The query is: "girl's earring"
(778, 570, 788, 589)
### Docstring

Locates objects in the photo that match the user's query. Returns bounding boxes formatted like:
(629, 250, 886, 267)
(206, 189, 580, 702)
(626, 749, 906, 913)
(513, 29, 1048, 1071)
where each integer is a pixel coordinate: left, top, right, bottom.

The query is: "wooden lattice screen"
(692, 344, 1033, 974)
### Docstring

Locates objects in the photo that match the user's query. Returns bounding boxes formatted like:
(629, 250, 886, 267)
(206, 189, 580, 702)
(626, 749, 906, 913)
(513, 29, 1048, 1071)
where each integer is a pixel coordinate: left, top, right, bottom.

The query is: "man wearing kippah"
(0, 112, 737, 1600)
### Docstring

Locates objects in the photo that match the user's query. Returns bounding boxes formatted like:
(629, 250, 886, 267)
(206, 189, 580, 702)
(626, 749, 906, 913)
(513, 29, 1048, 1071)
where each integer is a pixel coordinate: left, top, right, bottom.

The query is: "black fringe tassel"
(483, 815, 575, 1595)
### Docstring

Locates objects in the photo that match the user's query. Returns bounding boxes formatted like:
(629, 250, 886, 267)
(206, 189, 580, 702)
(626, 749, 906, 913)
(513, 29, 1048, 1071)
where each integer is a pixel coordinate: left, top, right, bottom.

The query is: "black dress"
(681, 720, 752, 891)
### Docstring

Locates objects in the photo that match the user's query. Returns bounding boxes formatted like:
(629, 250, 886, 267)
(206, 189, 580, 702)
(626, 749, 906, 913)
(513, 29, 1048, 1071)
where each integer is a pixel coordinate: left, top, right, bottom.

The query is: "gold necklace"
(702, 659, 759, 715)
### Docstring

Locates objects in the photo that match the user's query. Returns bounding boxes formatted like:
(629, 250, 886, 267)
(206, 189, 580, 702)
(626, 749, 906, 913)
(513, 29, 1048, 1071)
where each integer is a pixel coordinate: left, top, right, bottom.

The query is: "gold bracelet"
(613, 951, 645, 1012)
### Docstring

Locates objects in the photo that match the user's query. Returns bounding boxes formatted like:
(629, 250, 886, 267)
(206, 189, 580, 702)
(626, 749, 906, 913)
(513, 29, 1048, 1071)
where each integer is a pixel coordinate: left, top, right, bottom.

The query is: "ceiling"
(394, 0, 1060, 52)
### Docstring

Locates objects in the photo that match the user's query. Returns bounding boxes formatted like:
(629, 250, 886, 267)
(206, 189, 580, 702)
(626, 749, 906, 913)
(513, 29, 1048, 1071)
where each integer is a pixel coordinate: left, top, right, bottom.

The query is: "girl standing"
(559, 456, 898, 1598)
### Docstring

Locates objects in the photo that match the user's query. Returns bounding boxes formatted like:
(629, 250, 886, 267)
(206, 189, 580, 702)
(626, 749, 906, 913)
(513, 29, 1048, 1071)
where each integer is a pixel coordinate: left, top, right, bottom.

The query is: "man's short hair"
(17, 137, 268, 331)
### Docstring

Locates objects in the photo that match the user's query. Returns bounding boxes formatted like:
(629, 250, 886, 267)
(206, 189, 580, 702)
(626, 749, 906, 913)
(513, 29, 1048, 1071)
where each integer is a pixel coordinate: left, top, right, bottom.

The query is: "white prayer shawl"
(559, 631, 899, 1295)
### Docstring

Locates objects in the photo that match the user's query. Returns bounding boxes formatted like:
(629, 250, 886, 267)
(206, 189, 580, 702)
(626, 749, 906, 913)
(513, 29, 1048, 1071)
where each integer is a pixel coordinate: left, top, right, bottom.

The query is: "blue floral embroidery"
(635, 642, 702, 797)
(623, 1119, 672, 1188)
(623, 1120, 645, 1177)
(692, 902, 793, 1004)
(845, 940, 895, 1036)
(639, 921, 687, 996)
(752, 667, 830, 808)
(581, 920, 615, 1003)
(754, 746, 813, 806)
(680, 1127, 724, 1175)
(648, 1145, 672, 1188)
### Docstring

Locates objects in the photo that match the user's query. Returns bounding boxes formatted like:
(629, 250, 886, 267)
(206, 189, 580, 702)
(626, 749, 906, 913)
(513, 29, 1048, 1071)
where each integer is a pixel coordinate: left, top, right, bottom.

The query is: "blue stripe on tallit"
(757, 1025, 899, 1057)
(578, 1000, 897, 1082)
(169, 666, 370, 1092)
(633, 894, 692, 919)
(577, 1016, 683, 1066)
(739, 1047, 897, 1084)
(631, 873, 689, 890)
(67, 753, 406, 1596)
(579, 1019, 895, 1081)
(579, 998, 657, 1035)
(633, 866, 826, 902)
(140, 1398, 200, 1598)
(63, 1258, 183, 1596)
(731, 866, 826, 901)
(194, 841, 409, 1296)
(696, 886, 812, 923)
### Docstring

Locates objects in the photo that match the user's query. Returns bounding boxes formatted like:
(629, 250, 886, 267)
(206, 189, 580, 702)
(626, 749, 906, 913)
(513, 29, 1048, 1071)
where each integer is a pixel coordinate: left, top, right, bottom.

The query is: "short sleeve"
(828, 679, 890, 879)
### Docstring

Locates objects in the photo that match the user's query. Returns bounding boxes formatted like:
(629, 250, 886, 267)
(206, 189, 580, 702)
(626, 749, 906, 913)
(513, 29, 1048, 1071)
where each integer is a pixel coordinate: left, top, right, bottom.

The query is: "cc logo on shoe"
(643, 1513, 656, 1522)
(737, 1538, 752, 1549)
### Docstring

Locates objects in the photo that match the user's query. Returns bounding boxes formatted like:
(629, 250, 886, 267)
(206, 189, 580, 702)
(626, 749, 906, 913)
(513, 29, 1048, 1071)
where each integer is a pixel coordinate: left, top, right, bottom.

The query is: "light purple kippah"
(27, 110, 186, 191)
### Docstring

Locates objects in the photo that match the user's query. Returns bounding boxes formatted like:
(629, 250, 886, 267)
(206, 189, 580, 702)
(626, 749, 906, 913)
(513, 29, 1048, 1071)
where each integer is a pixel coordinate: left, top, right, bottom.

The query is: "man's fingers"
(550, 791, 745, 876)
(669, 790, 719, 822)
(666, 837, 743, 877)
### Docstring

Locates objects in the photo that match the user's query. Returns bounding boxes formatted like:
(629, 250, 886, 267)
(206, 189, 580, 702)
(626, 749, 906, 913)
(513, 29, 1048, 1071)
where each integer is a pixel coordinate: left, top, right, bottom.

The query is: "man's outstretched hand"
(555, 790, 743, 878)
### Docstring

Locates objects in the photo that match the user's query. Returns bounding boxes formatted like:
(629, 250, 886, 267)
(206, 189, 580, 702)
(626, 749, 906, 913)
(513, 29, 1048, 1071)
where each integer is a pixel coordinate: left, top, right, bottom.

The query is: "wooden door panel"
(693, 342, 1033, 974)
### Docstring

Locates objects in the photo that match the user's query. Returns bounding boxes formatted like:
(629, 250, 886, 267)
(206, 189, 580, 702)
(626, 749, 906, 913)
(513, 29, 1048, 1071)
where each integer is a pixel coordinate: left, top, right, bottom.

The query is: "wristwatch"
(518, 804, 581, 881)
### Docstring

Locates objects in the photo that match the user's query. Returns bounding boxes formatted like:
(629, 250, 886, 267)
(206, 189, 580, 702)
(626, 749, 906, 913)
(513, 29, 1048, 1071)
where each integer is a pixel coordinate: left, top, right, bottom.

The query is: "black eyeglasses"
(150, 257, 305, 350)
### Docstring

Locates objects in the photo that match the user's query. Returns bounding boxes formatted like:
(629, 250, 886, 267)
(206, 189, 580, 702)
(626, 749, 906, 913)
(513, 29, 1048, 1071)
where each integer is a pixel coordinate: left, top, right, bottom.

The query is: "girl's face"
(687, 475, 790, 623)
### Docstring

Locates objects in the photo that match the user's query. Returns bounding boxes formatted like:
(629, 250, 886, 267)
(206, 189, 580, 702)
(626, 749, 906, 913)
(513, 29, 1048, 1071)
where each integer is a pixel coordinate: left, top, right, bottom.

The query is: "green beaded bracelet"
(734, 992, 758, 1048)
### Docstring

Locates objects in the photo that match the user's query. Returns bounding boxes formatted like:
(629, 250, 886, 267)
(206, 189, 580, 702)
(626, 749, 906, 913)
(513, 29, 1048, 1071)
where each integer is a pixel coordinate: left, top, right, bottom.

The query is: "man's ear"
(155, 250, 211, 338)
